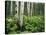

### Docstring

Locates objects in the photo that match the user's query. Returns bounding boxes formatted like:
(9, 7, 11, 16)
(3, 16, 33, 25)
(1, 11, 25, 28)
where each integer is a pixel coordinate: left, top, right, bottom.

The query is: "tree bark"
(20, 1, 24, 30)
(31, 2, 33, 17)
(27, 2, 30, 16)
(11, 1, 13, 16)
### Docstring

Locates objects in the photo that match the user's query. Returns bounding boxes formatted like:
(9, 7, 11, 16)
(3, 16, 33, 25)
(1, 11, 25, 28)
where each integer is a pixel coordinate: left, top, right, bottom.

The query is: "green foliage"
(6, 16, 44, 34)
(5, 16, 17, 34)
(23, 16, 44, 32)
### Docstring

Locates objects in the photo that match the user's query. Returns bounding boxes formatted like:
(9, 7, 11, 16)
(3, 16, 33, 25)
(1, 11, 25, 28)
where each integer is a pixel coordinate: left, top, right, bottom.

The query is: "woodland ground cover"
(5, 15, 44, 34)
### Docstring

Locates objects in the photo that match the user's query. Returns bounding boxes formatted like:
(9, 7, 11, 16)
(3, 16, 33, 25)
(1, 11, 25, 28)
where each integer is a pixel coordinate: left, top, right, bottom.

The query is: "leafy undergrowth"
(23, 15, 44, 32)
(5, 15, 45, 34)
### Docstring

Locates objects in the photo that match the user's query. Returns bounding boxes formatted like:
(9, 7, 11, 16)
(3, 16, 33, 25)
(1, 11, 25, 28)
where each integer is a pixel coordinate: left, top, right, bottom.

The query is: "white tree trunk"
(11, 1, 13, 16)
(31, 3, 33, 17)
(27, 2, 30, 16)
(16, 1, 19, 19)
(20, 1, 24, 27)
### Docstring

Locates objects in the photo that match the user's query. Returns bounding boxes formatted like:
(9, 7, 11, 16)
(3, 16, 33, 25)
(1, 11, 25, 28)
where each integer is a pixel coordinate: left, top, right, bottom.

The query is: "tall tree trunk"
(27, 2, 30, 16)
(11, 1, 13, 16)
(20, 1, 24, 31)
(31, 2, 33, 17)
(17, 1, 19, 19)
